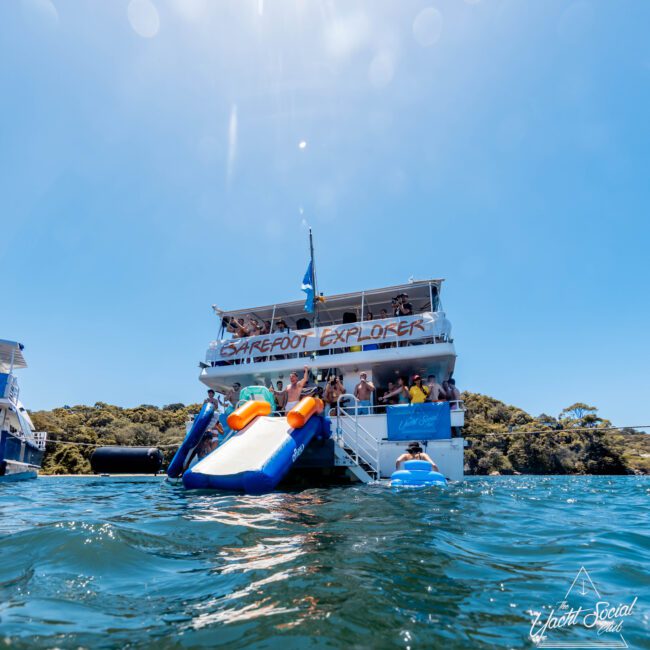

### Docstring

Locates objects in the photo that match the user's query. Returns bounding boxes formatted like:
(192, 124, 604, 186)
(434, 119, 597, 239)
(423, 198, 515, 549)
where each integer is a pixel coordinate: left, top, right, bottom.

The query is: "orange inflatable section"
(287, 397, 324, 429)
(227, 400, 272, 431)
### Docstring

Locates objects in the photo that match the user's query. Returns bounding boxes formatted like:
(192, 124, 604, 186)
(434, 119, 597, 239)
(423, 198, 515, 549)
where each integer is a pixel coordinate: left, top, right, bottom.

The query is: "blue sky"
(1, 0, 648, 426)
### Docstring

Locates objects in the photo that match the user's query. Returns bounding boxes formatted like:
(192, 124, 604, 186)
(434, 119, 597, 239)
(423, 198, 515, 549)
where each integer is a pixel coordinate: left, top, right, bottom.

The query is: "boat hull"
(0, 431, 44, 481)
(0, 461, 38, 481)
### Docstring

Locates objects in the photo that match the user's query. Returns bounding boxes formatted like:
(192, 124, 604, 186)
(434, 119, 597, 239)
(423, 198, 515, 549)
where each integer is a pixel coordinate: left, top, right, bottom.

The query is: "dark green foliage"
(30, 394, 647, 475)
(463, 393, 642, 475)
(31, 403, 201, 475)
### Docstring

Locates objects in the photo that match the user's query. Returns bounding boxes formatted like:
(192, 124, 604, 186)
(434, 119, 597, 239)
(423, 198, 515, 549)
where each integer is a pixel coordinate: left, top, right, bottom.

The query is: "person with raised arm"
(379, 376, 410, 405)
(271, 380, 287, 414)
(353, 372, 375, 415)
(285, 366, 310, 412)
(324, 376, 345, 415)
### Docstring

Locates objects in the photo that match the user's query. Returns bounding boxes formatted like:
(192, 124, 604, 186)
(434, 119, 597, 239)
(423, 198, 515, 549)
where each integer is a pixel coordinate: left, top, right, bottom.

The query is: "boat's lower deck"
(283, 433, 464, 484)
(0, 430, 45, 481)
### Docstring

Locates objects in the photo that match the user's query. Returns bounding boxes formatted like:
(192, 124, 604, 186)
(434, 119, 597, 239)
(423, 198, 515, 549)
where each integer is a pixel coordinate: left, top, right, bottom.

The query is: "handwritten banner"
(206, 312, 450, 363)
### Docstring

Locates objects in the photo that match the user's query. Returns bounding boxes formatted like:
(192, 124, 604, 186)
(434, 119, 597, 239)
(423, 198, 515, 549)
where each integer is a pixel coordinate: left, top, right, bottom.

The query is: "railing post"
(355, 403, 359, 462)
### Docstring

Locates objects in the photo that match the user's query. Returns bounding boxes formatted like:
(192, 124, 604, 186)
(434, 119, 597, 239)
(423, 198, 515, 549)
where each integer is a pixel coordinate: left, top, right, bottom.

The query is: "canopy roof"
(0, 340, 27, 372)
(213, 279, 443, 328)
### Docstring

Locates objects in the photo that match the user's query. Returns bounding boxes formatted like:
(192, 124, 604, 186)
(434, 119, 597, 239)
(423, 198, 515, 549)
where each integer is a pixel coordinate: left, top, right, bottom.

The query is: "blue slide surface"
(182, 415, 330, 494)
(167, 402, 215, 478)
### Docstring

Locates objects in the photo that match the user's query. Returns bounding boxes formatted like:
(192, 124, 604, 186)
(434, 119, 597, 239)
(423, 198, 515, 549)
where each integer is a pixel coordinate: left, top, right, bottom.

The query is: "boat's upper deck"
(0, 340, 27, 404)
(201, 280, 455, 390)
(206, 280, 449, 364)
(0, 340, 27, 374)
(213, 279, 443, 328)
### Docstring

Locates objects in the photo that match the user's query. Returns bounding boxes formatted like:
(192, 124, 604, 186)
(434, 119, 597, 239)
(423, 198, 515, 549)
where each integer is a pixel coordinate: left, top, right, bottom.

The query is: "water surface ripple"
(0, 476, 648, 648)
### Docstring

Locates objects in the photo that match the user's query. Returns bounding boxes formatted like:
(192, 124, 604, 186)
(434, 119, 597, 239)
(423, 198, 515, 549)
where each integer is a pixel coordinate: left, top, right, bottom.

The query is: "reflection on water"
(0, 476, 648, 649)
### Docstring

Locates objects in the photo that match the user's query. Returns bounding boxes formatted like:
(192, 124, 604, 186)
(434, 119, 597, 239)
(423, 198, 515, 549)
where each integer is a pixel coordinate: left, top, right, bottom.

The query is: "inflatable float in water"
(390, 459, 447, 487)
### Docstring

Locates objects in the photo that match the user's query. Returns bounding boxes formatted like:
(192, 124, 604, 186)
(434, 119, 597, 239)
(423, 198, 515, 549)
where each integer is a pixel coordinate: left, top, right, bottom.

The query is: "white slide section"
(182, 414, 325, 493)
(194, 417, 293, 476)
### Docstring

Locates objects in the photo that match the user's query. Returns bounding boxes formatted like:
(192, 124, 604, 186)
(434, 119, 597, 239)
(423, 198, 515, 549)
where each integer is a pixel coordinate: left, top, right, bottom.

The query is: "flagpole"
(309, 228, 318, 326)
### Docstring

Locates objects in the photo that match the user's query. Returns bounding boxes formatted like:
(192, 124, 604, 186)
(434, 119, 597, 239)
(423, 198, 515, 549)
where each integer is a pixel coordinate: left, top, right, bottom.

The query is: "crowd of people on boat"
(205, 369, 461, 417)
(219, 291, 431, 342)
(222, 315, 290, 339)
(210, 291, 452, 369)
(195, 370, 460, 466)
(315, 371, 461, 415)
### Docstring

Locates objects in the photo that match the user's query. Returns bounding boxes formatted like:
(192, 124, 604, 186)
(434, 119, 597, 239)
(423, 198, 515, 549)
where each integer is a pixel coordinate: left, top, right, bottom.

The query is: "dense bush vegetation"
(462, 394, 649, 475)
(31, 402, 201, 475)
(29, 395, 649, 475)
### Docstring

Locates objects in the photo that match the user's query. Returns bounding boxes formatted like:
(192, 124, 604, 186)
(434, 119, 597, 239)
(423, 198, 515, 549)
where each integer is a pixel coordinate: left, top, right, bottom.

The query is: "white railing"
(0, 373, 20, 402)
(335, 394, 380, 478)
(32, 431, 48, 451)
(328, 399, 465, 416)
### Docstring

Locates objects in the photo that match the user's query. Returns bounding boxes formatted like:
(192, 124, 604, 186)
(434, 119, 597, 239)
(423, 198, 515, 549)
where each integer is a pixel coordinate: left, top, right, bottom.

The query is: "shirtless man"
(395, 441, 440, 471)
(225, 316, 247, 338)
(203, 389, 222, 410)
(271, 380, 287, 413)
(226, 382, 241, 408)
(446, 378, 461, 406)
(425, 374, 446, 402)
(324, 376, 345, 414)
(354, 372, 375, 415)
(285, 366, 309, 411)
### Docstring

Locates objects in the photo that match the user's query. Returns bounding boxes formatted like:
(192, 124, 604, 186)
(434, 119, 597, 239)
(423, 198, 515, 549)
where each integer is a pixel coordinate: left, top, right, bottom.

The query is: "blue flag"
(301, 261, 315, 313)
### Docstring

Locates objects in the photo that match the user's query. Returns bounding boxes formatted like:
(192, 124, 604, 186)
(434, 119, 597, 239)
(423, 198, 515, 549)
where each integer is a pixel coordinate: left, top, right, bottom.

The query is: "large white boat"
(196, 277, 465, 486)
(0, 340, 47, 481)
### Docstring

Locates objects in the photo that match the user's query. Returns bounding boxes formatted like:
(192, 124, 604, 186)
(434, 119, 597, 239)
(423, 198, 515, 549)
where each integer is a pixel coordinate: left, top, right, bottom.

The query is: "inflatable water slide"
(167, 397, 330, 494)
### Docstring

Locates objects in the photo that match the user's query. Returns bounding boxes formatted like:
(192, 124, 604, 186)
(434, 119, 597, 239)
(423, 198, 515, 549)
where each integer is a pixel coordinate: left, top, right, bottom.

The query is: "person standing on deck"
(272, 320, 289, 360)
(446, 378, 461, 407)
(425, 375, 446, 402)
(379, 376, 410, 405)
(285, 366, 310, 411)
(354, 372, 375, 415)
(409, 375, 430, 404)
(395, 294, 413, 316)
(226, 382, 241, 408)
(271, 380, 287, 413)
(324, 376, 345, 415)
(203, 389, 224, 411)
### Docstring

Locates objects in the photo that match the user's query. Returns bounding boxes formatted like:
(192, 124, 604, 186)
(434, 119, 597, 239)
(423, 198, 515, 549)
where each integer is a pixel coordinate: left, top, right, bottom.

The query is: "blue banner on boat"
(386, 403, 451, 440)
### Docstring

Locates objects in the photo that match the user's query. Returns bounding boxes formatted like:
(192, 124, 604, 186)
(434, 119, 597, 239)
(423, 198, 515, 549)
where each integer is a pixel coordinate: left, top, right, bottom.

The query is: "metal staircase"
(333, 395, 380, 483)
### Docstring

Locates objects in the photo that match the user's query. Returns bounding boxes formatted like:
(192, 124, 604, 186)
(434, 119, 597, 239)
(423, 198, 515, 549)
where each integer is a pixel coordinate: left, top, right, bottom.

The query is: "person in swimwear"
(203, 389, 222, 409)
(183, 421, 224, 471)
(225, 382, 241, 408)
(379, 376, 410, 405)
(395, 441, 440, 471)
(271, 380, 287, 413)
(285, 366, 309, 411)
(353, 372, 375, 415)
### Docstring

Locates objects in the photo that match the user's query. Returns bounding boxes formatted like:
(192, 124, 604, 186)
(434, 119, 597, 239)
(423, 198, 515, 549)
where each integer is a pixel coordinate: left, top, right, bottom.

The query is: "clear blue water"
(0, 476, 648, 649)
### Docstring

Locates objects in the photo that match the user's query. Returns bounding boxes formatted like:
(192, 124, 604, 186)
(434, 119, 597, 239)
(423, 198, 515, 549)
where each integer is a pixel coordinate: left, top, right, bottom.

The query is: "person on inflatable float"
(395, 442, 440, 472)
